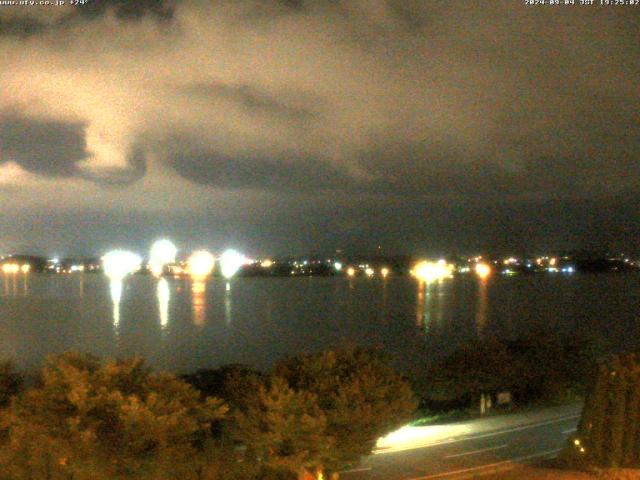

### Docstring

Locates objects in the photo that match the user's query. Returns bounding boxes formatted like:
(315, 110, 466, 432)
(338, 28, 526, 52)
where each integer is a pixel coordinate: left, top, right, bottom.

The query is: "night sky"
(0, 1, 638, 257)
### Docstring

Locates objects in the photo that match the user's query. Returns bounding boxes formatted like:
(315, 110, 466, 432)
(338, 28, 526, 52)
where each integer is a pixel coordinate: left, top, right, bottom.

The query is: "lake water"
(1, 273, 639, 374)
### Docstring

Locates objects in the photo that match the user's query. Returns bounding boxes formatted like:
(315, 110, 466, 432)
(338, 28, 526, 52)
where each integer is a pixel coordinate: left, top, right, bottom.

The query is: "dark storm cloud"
(155, 1, 639, 202)
(1, 0, 639, 254)
(0, 112, 87, 177)
(166, 144, 350, 191)
(0, 15, 45, 36)
(76, 0, 175, 21)
(0, 0, 174, 36)
(182, 82, 315, 122)
(0, 112, 145, 185)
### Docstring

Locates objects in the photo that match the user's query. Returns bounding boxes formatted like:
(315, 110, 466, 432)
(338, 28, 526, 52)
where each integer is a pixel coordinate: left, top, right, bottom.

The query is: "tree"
(183, 364, 267, 443)
(424, 338, 514, 403)
(183, 364, 266, 413)
(0, 360, 22, 408)
(424, 332, 602, 408)
(275, 347, 417, 470)
(0, 352, 227, 480)
(232, 376, 333, 477)
(564, 353, 640, 469)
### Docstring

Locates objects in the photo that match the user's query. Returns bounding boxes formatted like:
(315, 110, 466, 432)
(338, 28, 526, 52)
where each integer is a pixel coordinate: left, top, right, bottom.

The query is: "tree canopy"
(0, 352, 227, 480)
(232, 376, 333, 475)
(275, 347, 417, 469)
(0, 348, 417, 479)
(0, 360, 22, 409)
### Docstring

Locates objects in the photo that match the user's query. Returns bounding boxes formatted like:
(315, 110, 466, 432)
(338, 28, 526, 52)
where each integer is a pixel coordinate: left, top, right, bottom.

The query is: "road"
(340, 404, 582, 480)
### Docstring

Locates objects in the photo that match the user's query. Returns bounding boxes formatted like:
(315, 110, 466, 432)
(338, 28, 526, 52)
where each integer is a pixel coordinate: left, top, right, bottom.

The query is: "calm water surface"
(0, 273, 639, 374)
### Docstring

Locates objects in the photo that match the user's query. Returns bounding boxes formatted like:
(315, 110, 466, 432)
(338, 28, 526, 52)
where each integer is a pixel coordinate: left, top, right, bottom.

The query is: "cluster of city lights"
(1, 263, 30, 274)
(101, 240, 247, 283)
(409, 259, 492, 283)
(343, 264, 391, 278)
(3, 249, 636, 280)
(411, 260, 455, 283)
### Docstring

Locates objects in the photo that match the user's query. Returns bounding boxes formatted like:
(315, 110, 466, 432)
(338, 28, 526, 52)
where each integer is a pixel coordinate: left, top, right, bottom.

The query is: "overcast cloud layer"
(0, 0, 638, 256)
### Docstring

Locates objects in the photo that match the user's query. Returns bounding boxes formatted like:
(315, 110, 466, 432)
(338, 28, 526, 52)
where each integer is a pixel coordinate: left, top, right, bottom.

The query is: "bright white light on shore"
(365, 267, 374, 277)
(149, 239, 177, 277)
(412, 260, 453, 283)
(334, 262, 343, 271)
(102, 250, 142, 281)
(475, 263, 491, 280)
(20, 264, 31, 274)
(220, 249, 245, 279)
(260, 259, 273, 268)
(187, 250, 215, 278)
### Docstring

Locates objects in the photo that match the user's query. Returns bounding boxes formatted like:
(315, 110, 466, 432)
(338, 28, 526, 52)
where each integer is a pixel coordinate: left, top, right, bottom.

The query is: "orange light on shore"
(475, 263, 491, 280)
(1, 263, 20, 274)
(381, 267, 389, 278)
(187, 250, 215, 279)
(412, 260, 453, 283)
(347, 267, 356, 277)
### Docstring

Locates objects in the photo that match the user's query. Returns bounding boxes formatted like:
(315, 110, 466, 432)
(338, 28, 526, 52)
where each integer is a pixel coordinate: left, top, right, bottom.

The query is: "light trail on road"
(342, 404, 583, 480)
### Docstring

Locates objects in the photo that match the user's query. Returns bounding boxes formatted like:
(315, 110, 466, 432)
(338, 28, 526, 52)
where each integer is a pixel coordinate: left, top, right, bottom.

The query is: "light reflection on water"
(157, 278, 170, 331)
(0, 272, 639, 373)
(2, 274, 25, 297)
(191, 278, 206, 327)
(415, 280, 450, 335)
(224, 284, 232, 325)
(110, 279, 123, 329)
(476, 279, 489, 339)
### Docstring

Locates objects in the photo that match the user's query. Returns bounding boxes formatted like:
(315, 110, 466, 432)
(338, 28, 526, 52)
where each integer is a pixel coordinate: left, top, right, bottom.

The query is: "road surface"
(341, 404, 582, 480)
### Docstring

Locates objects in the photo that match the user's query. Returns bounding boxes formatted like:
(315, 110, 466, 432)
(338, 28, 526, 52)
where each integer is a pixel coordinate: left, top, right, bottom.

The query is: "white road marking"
(444, 444, 508, 459)
(408, 448, 562, 480)
(340, 467, 372, 474)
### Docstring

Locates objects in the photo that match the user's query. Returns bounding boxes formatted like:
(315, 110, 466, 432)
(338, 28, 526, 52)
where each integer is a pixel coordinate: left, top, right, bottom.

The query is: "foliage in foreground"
(274, 347, 418, 470)
(0, 348, 416, 479)
(187, 347, 417, 477)
(563, 353, 640, 470)
(233, 376, 333, 474)
(0, 352, 227, 480)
